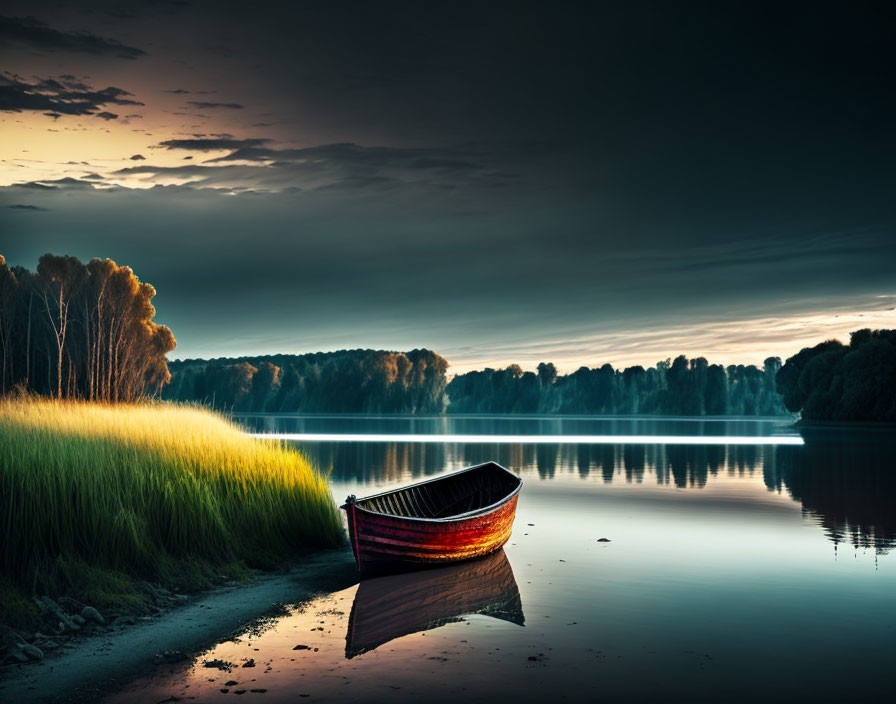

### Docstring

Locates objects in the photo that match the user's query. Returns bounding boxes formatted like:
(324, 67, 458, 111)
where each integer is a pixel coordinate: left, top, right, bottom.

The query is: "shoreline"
(0, 547, 357, 703)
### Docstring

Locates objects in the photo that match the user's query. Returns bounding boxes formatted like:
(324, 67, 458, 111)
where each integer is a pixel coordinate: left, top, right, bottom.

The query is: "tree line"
(4, 251, 889, 421)
(165, 352, 792, 416)
(446, 356, 787, 415)
(776, 328, 896, 422)
(163, 349, 449, 413)
(0, 254, 175, 401)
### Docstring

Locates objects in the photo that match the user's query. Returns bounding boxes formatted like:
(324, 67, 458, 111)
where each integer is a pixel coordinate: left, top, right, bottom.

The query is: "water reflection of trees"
(309, 441, 449, 486)
(308, 435, 896, 555)
(765, 434, 896, 555)
(314, 441, 769, 489)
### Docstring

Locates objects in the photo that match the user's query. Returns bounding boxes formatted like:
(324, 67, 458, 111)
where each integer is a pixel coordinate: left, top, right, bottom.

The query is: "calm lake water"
(107, 416, 896, 703)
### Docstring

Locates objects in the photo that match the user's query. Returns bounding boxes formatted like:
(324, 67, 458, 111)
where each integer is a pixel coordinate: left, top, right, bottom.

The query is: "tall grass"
(0, 398, 344, 625)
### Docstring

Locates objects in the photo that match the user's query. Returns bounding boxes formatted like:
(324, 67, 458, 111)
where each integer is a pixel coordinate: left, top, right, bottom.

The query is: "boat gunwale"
(340, 462, 522, 524)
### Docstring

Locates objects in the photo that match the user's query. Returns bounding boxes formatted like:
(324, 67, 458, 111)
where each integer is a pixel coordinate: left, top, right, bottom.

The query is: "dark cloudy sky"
(2, 1, 895, 371)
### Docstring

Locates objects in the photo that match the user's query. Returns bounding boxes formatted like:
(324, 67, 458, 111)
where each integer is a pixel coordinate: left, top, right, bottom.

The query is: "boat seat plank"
(355, 463, 521, 520)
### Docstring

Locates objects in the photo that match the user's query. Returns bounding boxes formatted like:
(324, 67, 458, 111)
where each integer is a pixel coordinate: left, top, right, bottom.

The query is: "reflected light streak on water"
(248, 432, 805, 445)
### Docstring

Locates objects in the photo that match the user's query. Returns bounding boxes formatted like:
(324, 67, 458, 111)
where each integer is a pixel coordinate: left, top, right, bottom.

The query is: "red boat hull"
(344, 491, 519, 574)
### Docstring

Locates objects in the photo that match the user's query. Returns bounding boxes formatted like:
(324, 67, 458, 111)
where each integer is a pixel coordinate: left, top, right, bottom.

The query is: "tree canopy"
(0, 254, 175, 401)
(776, 329, 896, 422)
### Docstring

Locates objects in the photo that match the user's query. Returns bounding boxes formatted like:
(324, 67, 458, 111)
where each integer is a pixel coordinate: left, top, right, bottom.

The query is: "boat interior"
(356, 462, 521, 519)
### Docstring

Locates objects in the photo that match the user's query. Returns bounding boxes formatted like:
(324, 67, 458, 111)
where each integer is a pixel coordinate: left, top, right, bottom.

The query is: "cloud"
(156, 137, 271, 151)
(107, 141, 501, 194)
(186, 101, 243, 110)
(205, 142, 481, 173)
(130, 154, 146, 160)
(0, 73, 143, 116)
(165, 89, 190, 94)
(5, 203, 48, 211)
(95, 111, 118, 120)
(8, 176, 100, 190)
(0, 15, 145, 59)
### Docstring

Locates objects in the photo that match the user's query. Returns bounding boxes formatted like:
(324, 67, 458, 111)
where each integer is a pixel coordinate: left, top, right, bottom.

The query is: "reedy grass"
(0, 398, 344, 628)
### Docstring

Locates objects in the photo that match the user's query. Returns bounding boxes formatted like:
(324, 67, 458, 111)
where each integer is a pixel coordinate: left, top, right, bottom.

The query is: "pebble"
(203, 659, 234, 670)
(21, 643, 43, 661)
(80, 606, 105, 625)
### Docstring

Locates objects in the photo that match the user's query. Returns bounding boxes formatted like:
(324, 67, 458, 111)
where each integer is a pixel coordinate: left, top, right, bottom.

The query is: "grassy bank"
(0, 398, 344, 629)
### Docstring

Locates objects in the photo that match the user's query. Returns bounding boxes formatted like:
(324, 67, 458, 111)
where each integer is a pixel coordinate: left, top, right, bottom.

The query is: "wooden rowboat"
(341, 462, 522, 574)
(345, 548, 524, 658)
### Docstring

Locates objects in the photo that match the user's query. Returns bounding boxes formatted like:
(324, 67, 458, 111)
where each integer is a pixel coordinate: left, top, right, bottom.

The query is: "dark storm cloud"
(9, 177, 101, 190)
(5, 203, 48, 211)
(156, 137, 270, 151)
(4, 1, 896, 366)
(0, 73, 142, 115)
(206, 143, 480, 170)
(186, 101, 243, 110)
(114, 164, 241, 177)
(0, 15, 145, 58)
(114, 142, 497, 192)
(3, 184, 894, 366)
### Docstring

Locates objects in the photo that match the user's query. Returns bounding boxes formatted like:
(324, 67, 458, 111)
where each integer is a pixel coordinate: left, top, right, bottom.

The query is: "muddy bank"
(0, 548, 356, 703)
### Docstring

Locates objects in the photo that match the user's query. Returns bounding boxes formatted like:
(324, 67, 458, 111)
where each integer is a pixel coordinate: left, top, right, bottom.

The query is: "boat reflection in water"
(345, 549, 524, 658)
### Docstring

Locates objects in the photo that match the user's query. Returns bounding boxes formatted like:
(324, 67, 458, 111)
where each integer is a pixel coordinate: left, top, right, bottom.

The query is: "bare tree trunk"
(83, 299, 92, 400)
(56, 290, 63, 399)
(25, 293, 32, 387)
(43, 286, 69, 399)
(105, 316, 116, 402)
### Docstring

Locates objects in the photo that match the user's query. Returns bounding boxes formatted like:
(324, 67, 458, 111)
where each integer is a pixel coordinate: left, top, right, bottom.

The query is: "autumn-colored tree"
(165, 349, 450, 414)
(0, 254, 176, 401)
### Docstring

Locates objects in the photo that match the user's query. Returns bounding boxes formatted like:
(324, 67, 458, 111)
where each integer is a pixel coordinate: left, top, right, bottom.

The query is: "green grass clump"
(0, 398, 344, 625)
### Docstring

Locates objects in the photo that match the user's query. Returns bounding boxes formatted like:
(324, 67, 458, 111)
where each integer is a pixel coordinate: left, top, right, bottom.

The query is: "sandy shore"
(0, 548, 357, 703)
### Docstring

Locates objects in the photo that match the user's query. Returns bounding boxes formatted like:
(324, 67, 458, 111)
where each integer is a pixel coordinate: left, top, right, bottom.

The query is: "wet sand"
(0, 549, 357, 703)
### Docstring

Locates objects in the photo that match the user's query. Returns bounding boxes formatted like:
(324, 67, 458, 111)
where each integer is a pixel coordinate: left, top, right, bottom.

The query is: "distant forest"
(0, 254, 175, 401)
(165, 331, 896, 420)
(165, 350, 787, 416)
(163, 349, 449, 414)
(447, 357, 786, 415)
